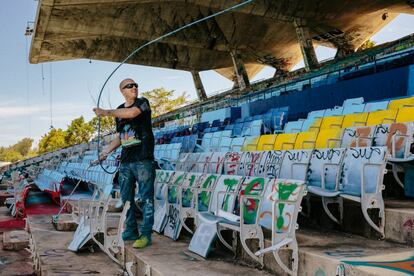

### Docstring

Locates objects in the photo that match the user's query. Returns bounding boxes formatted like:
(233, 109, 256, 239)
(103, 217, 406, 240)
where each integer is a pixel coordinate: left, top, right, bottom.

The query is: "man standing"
(93, 78, 155, 249)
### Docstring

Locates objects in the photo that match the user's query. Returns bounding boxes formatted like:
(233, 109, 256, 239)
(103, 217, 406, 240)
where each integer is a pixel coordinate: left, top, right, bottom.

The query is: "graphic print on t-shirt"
(120, 124, 141, 148)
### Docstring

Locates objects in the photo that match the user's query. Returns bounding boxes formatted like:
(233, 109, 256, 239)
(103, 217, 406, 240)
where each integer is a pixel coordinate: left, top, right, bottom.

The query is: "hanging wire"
(96, 0, 254, 174)
(49, 63, 53, 129)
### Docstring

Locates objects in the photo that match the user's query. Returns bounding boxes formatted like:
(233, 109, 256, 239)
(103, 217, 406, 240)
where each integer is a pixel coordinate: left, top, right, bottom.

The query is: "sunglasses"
(122, 83, 138, 89)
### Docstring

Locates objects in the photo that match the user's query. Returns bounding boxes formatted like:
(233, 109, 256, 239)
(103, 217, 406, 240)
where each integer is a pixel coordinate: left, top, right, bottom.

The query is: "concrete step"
(240, 228, 414, 276)
(2, 230, 29, 250)
(301, 197, 414, 246)
(125, 234, 272, 276)
(26, 214, 124, 276)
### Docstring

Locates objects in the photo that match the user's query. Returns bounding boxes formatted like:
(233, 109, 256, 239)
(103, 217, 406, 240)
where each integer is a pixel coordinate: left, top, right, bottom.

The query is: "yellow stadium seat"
(274, 133, 298, 150)
(366, 109, 398, 126)
(320, 116, 344, 129)
(396, 107, 414, 123)
(388, 97, 414, 110)
(308, 118, 322, 132)
(257, 134, 278, 151)
(342, 113, 369, 128)
(294, 131, 318, 149)
(315, 129, 343, 149)
(241, 136, 260, 151)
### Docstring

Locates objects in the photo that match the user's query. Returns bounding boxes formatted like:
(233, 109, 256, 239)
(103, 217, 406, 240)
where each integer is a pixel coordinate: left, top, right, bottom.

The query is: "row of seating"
(153, 169, 306, 275)
(170, 145, 388, 236)
(285, 97, 414, 133)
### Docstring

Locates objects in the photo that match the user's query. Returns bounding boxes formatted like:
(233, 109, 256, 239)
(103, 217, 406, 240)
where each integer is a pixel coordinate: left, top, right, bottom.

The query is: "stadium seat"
(284, 121, 304, 133)
(343, 97, 364, 107)
(242, 136, 260, 151)
(388, 96, 414, 109)
(366, 109, 398, 126)
(230, 137, 246, 152)
(279, 149, 312, 180)
(363, 100, 389, 112)
(294, 132, 318, 149)
(340, 126, 375, 148)
(342, 104, 366, 115)
(342, 112, 369, 128)
(274, 133, 297, 150)
(315, 129, 343, 148)
(396, 107, 414, 123)
(256, 135, 277, 151)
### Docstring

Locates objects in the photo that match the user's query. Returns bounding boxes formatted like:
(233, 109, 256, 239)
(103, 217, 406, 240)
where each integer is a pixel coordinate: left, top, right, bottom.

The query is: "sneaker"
(132, 235, 152, 249)
(122, 230, 139, 241)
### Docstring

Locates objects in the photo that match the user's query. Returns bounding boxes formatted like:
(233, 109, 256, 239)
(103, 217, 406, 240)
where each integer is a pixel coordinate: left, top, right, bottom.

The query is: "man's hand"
(93, 107, 108, 116)
(90, 151, 109, 166)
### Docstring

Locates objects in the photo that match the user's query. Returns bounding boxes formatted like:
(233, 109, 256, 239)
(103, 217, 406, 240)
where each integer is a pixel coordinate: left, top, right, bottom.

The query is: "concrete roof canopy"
(30, 0, 413, 88)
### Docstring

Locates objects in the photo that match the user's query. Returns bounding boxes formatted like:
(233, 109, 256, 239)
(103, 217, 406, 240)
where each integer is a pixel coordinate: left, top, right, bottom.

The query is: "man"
(93, 78, 155, 249)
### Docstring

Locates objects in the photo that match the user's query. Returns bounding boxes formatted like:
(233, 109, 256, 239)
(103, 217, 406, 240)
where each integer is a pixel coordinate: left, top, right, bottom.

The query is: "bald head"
(119, 78, 136, 90)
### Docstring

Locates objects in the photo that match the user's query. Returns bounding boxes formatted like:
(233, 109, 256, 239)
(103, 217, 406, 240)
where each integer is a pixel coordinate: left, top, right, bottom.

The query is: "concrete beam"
(294, 19, 319, 71)
(191, 71, 207, 101)
(230, 50, 250, 90)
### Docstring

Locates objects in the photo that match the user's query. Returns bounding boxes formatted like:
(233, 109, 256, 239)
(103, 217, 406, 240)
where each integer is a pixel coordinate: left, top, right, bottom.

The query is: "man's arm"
(99, 134, 121, 161)
(93, 107, 141, 119)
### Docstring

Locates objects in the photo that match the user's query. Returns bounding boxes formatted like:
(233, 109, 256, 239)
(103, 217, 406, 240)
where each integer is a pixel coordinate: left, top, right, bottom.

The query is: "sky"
(0, 1, 413, 148)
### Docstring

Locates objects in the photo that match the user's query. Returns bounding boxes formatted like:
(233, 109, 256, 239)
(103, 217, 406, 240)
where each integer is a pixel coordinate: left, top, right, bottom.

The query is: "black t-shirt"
(115, 97, 154, 163)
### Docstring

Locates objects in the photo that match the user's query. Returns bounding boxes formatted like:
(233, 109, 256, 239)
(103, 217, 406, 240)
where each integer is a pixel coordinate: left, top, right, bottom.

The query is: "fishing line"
(95, 0, 254, 174)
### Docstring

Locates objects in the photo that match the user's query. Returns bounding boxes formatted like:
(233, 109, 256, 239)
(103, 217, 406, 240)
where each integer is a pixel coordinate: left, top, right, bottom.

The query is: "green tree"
(38, 128, 67, 154)
(141, 88, 188, 118)
(1, 149, 22, 162)
(11, 138, 33, 156)
(359, 40, 376, 50)
(89, 116, 116, 134)
(65, 116, 94, 146)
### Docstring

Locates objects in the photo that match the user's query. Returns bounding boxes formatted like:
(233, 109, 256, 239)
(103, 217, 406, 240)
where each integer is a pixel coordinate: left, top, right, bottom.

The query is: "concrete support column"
(191, 71, 207, 100)
(294, 19, 318, 71)
(333, 36, 354, 59)
(230, 50, 250, 90)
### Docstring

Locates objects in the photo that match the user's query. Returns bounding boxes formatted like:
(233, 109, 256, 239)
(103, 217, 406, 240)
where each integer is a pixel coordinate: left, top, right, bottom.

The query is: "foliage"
(65, 116, 95, 146)
(89, 116, 116, 134)
(141, 88, 188, 117)
(359, 40, 376, 50)
(11, 138, 33, 156)
(38, 128, 67, 154)
(0, 138, 33, 162)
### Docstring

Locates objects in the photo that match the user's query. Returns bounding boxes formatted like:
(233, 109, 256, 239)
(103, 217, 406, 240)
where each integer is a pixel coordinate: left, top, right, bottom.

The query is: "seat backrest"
(373, 123, 414, 158)
(294, 131, 318, 149)
(308, 148, 346, 191)
(154, 170, 174, 204)
(167, 171, 186, 205)
(181, 172, 203, 208)
(257, 150, 285, 178)
(307, 109, 326, 120)
(241, 121, 253, 137)
(258, 179, 306, 243)
(340, 126, 375, 148)
(210, 131, 223, 152)
(257, 134, 277, 151)
(196, 152, 214, 173)
(219, 136, 232, 152)
(235, 176, 271, 224)
(196, 174, 220, 212)
(201, 133, 213, 151)
(238, 151, 264, 176)
(301, 118, 317, 132)
(230, 137, 246, 152)
(315, 129, 343, 149)
(232, 123, 244, 137)
(284, 121, 303, 134)
(396, 107, 414, 123)
(342, 112, 369, 128)
(342, 104, 366, 115)
(207, 152, 227, 174)
(366, 109, 398, 126)
(241, 136, 260, 151)
(388, 96, 414, 110)
(320, 116, 345, 130)
(279, 149, 312, 180)
(324, 107, 344, 117)
(363, 101, 389, 112)
(340, 147, 387, 196)
(343, 97, 364, 107)
(274, 133, 297, 150)
(209, 175, 244, 215)
(223, 152, 242, 175)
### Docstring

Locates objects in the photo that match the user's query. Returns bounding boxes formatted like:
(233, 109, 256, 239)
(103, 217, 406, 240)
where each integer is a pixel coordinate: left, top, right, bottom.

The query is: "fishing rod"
(95, 0, 255, 174)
